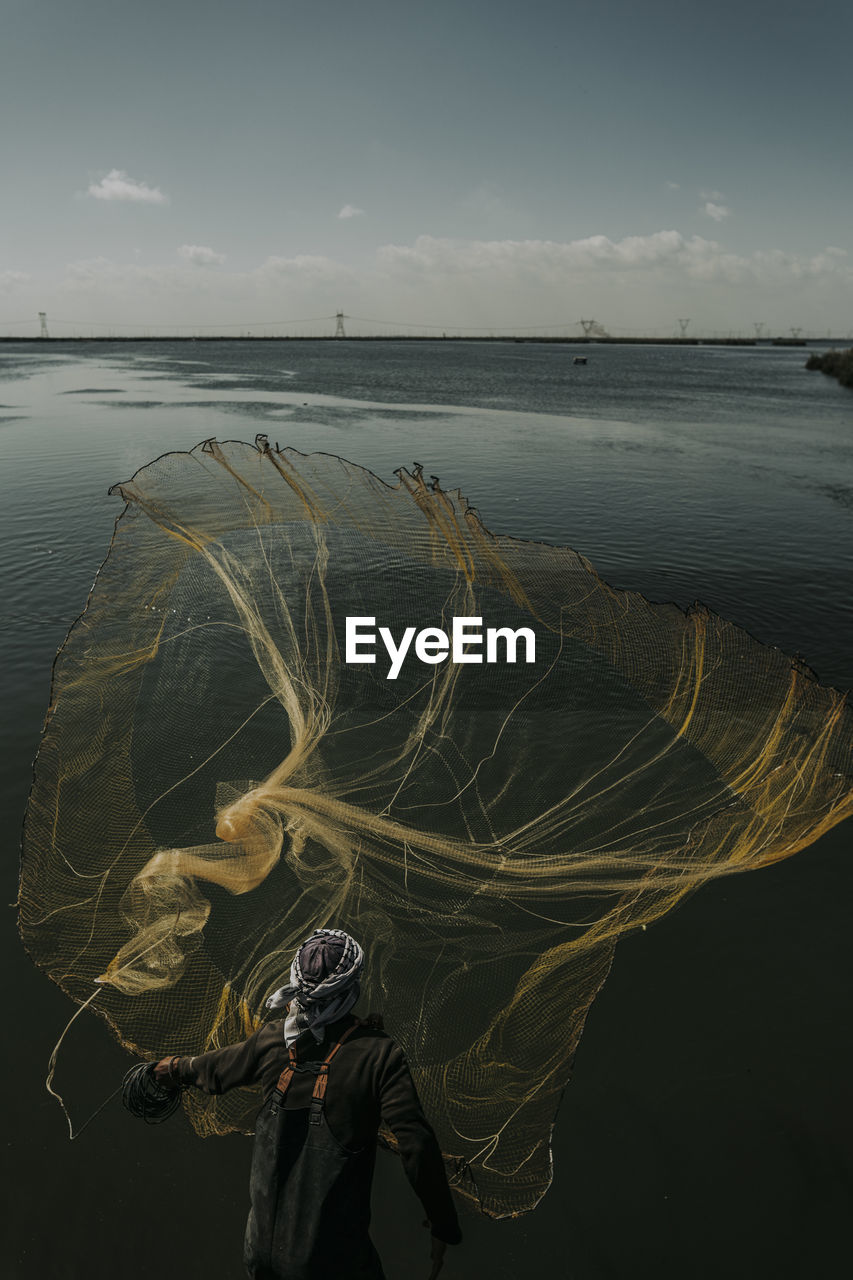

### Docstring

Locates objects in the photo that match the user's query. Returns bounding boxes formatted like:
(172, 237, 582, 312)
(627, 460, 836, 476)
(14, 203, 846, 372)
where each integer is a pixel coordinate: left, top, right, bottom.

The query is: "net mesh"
(19, 437, 853, 1216)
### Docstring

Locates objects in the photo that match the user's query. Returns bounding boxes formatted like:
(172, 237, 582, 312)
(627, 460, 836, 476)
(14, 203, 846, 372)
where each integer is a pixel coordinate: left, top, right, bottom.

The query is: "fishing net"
(19, 437, 853, 1216)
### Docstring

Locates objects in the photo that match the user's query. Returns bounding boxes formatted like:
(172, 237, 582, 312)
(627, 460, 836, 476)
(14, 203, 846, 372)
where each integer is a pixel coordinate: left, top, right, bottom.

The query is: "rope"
(45, 986, 102, 1139)
(121, 1062, 185, 1124)
(45, 986, 185, 1134)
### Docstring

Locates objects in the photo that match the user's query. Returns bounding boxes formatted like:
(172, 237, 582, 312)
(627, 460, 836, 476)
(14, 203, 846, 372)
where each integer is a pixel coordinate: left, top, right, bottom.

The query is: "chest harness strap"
(270, 1021, 361, 1121)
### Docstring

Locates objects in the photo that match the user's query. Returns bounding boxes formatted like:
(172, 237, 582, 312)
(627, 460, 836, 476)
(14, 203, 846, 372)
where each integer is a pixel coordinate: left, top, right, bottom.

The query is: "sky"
(1, 0, 851, 337)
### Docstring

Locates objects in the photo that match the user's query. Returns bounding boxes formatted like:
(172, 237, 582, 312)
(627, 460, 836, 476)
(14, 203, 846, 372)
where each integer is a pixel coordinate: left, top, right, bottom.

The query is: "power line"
(41, 314, 338, 330)
(1, 310, 849, 341)
(3, 312, 587, 336)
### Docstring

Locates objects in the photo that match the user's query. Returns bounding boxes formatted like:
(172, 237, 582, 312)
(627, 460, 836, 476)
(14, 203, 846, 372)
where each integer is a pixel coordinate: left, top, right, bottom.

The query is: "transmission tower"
(334, 311, 347, 338)
(39, 311, 49, 339)
(579, 318, 608, 338)
(790, 327, 802, 339)
(677, 318, 690, 337)
(753, 322, 765, 338)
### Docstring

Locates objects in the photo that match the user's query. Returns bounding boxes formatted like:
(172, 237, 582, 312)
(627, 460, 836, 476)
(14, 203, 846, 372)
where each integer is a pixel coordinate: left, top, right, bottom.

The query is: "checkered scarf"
(265, 928, 365, 1045)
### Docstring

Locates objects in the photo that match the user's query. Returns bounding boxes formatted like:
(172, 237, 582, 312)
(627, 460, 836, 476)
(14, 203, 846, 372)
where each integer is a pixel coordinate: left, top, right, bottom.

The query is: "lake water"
(2, 340, 851, 1279)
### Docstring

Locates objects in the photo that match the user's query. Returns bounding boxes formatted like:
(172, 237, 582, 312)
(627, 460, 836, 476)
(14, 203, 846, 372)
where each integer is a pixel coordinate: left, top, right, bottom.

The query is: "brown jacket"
(174, 1013, 462, 1245)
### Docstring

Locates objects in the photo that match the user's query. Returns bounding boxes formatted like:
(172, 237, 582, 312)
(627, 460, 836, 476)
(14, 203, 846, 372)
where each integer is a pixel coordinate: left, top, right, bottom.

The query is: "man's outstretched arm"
(378, 1046, 462, 1248)
(154, 1025, 266, 1094)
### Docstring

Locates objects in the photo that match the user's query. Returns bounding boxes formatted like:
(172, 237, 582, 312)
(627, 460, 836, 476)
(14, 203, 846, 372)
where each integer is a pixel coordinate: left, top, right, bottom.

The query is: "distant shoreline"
(1, 334, 845, 347)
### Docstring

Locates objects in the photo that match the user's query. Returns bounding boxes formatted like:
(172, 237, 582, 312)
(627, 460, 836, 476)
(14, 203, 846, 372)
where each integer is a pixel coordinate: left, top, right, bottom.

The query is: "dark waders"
(244, 1023, 386, 1280)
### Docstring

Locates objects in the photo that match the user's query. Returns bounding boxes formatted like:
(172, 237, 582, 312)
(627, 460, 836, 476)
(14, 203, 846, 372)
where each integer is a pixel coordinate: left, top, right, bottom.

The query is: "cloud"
(178, 244, 226, 267)
(338, 204, 365, 219)
(700, 190, 731, 220)
(377, 231, 853, 295)
(61, 236, 853, 297)
(666, 181, 680, 190)
(49, 230, 853, 336)
(0, 270, 29, 292)
(87, 169, 168, 204)
(378, 230, 706, 277)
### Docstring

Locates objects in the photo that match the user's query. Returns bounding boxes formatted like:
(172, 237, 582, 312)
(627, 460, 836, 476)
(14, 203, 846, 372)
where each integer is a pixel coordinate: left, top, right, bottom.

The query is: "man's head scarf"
(265, 928, 365, 1044)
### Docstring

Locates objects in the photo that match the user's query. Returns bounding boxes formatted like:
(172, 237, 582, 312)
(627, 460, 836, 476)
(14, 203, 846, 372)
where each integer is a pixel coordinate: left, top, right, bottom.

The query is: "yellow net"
(19, 437, 853, 1216)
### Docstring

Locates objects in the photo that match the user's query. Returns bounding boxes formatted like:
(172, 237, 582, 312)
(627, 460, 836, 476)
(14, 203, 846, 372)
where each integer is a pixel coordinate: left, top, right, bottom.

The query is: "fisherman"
(154, 927, 462, 1279)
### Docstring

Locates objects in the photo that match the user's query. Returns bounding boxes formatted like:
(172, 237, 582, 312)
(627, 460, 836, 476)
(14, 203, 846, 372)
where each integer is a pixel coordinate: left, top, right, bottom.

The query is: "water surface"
(2, 341, 850, 1279)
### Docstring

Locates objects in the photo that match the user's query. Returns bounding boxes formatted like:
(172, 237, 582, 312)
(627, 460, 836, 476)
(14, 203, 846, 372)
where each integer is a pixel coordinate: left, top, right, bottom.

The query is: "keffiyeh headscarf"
(265, 928, 365, 1045)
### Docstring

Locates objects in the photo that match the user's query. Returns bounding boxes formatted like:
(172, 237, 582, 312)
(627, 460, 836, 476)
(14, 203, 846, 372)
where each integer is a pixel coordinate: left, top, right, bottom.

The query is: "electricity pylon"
(579, 318, 608, 337)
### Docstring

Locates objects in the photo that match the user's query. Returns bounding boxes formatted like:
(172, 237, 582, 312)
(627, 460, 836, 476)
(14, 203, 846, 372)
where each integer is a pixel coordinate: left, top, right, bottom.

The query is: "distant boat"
(573, 356, 588, 365)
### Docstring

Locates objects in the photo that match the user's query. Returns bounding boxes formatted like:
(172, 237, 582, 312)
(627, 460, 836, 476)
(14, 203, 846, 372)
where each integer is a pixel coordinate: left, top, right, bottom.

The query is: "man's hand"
(423, 1221, 447, 1279)
(153, 1056, 181, 1090)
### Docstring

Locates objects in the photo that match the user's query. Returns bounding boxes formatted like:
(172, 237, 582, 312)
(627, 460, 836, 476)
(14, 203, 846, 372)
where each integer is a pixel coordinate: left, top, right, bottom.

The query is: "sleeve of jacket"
(174, 1026, 266, 1094)
(378, 1045, 462, 1245)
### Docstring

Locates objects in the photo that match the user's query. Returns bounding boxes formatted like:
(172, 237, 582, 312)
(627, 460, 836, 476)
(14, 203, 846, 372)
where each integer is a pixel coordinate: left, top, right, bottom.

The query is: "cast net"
(19, 438, 853, 1216)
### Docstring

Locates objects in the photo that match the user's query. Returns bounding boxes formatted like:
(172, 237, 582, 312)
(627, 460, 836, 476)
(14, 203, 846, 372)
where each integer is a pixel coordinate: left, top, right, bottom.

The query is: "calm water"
(2, 341, 851, 1279)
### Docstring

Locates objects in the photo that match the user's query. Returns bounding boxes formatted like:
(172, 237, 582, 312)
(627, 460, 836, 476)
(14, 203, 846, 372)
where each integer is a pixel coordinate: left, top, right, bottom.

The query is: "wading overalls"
(244, 1021, 386, 1280)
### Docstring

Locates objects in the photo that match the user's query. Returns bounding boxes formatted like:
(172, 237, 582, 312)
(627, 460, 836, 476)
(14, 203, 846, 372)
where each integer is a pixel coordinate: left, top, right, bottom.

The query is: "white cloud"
(87, 169, 168, 204)
(338, 204, 365, 219)
(378, 230, 710, 277)
(62, 235, 853, 298)
(666, 181, 680, 190)
(49, 230, 853, 335)
(376, 232, 853, 298)
(0, 270, 29, 292)
(178, 244, 226, 267)
(704, 201, 731, 222)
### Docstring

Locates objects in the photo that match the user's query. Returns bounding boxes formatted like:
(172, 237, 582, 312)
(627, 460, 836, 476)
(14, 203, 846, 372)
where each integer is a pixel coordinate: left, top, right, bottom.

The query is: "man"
(155, 927, 462, 1279)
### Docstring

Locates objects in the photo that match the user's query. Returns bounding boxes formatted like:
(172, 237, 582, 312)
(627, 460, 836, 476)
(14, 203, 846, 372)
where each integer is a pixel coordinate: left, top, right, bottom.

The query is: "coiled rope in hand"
(122, 1062, 184, 1124)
